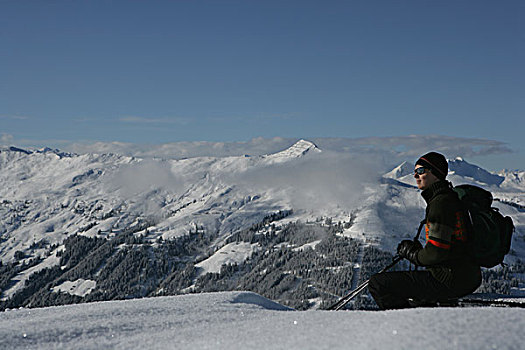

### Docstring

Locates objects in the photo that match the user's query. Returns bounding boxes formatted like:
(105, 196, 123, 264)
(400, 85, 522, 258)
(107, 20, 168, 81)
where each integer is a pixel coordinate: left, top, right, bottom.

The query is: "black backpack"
(453, 184, 514, 268)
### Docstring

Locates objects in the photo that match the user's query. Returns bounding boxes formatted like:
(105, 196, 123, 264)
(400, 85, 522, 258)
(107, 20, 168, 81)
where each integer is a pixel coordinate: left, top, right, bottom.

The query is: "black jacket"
(416, 180, 481, 293)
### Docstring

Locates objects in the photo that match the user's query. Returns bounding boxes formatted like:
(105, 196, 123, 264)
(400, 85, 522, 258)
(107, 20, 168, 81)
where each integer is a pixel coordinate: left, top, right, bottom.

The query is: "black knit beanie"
(415, 152, 448, 180)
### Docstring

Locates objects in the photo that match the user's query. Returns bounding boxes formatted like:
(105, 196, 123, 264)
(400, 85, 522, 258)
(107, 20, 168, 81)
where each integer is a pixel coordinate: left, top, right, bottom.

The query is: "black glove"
(397, 240, 423, 265)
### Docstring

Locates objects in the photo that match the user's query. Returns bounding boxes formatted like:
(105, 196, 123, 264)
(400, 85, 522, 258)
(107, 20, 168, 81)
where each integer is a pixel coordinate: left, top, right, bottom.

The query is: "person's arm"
(416, 204, 453, 266)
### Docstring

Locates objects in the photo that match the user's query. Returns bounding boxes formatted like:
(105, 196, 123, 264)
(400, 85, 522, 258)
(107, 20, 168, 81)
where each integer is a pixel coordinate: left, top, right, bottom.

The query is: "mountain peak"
(265, 139, 321, 161)
(384, 161, 413, 179)
(448, 158, 504, 186)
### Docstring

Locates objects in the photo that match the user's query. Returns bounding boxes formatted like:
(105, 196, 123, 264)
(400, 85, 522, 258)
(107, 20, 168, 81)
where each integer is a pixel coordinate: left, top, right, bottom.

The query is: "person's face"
(414, 165, 440, 190)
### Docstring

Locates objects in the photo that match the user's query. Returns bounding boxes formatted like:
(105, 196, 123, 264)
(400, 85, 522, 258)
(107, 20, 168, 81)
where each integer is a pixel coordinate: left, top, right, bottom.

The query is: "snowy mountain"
(383, 161, 413, 180)
(1, 141, 524, 311)
(263, 139, 321, 163)
(499, 168, 525, 193)
(448, 157, 505, 186)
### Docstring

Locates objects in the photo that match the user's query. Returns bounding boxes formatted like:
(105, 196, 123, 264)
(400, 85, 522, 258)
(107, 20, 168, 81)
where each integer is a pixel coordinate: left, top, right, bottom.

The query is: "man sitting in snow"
(368, 152, 481, 309)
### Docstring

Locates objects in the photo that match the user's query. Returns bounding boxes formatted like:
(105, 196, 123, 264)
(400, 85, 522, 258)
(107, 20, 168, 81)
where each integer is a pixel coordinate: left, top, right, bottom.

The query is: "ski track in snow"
(1, 291, 524, 350)
(349, 243, 366, 291)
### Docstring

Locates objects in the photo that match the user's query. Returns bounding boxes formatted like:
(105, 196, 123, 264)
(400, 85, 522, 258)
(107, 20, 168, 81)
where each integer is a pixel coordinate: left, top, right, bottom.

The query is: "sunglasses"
(414, 167, 429, 175)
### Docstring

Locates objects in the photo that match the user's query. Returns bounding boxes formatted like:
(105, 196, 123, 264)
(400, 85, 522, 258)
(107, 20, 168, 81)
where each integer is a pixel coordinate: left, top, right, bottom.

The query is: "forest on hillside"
(1, 213, 523, 311)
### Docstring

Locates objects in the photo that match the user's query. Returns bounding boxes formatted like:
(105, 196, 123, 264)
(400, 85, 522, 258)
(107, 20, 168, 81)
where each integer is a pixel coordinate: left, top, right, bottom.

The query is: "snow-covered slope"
(383, 161, 413, 179)
(1, 291, 524, 350)
(0, 139, 354, 264)
(0, 141, 338, 301)
(448, 157, 505, 186)
(0, 149, 135, 260)
(196, 242, 260, 275)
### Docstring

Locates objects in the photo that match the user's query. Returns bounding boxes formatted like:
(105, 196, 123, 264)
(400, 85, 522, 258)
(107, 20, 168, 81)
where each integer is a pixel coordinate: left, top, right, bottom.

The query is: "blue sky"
(1, 1, 524, 170)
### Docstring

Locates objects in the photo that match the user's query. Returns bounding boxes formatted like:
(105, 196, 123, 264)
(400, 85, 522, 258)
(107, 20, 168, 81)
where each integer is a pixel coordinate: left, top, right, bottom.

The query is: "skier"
(368, 152, 482, 309)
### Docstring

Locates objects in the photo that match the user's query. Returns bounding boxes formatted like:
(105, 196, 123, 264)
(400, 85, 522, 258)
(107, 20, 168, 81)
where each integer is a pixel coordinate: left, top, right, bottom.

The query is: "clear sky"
(1, 1, 524, 170)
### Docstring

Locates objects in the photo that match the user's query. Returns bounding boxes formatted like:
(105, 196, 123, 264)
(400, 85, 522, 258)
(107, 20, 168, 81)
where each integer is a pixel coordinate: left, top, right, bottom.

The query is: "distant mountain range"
(1, 141, 523, 310)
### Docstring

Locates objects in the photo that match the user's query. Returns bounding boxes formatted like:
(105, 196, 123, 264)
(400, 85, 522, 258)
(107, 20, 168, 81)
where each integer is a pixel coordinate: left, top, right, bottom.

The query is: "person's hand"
(397, 240, 423, 265)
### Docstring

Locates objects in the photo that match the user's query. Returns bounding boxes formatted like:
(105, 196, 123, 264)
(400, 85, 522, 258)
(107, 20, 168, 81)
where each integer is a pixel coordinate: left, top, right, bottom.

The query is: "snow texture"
(1, 291, 524, 350)
(51, 279, 97, 297)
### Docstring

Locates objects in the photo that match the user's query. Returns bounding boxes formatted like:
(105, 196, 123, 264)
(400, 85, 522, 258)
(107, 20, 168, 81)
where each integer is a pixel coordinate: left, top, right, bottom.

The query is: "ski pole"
(329, 222, 423, 310)
(328, 255, 402, 311)
(329, 282, 368, 311)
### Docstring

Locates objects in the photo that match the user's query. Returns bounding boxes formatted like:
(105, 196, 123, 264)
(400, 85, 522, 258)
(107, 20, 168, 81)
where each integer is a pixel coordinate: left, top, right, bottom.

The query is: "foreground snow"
(1, 292, 523, 350)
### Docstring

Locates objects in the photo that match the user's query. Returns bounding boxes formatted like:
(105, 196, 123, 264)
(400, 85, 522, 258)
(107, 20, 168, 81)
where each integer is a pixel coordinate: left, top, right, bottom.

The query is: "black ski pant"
(368, 270, 457, 310)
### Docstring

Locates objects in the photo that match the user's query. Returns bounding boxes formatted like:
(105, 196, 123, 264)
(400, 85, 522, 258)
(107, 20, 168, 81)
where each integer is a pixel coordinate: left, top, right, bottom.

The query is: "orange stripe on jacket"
(425, 224, 452, 249)
(428, 238, 451, 249)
